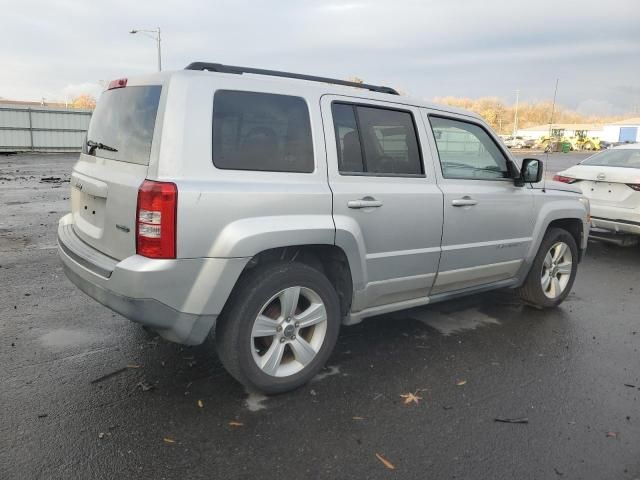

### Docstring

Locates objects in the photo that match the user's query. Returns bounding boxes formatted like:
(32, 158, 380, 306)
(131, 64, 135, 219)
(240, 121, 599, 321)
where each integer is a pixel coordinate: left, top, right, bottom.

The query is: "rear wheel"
(517, 228, 578, 308)
(215, 262, 341, 394)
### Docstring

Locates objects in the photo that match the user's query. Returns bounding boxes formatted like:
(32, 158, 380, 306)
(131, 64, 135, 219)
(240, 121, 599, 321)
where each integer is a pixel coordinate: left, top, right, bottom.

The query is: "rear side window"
(212, 91, 314, 173)
(85, 85, 162, 165)
(331, 103, 423, 176)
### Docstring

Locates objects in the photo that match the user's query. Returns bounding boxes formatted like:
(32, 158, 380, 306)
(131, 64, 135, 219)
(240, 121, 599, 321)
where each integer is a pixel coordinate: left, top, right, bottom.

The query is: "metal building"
(0, 102, 92, 152)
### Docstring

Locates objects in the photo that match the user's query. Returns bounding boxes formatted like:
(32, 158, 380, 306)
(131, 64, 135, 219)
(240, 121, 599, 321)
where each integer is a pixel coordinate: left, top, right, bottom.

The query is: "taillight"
(553, 175, 578, 184)
(136, 180, 177, 259)
(627, 184, 640, 191)
(107, 78, 127, 90)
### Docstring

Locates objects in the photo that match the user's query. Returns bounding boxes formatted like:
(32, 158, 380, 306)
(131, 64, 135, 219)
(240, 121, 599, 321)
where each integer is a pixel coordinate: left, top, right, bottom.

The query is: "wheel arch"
(234, 244, 355, 321)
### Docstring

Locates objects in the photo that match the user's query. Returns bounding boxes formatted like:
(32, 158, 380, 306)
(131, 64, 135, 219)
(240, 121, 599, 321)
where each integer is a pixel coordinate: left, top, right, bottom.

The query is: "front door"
(422, 111, 535, 294)
(321, 95, 443, 311)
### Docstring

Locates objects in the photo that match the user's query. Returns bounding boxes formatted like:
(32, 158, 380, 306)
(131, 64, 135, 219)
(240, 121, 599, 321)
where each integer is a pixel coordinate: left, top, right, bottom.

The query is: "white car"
(554, 144, 640, 237)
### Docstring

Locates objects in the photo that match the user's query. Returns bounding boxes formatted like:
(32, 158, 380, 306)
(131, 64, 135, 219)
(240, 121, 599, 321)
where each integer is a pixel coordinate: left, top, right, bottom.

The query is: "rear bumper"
(591, 216, 640, 236)
(57, 214, 249, 345)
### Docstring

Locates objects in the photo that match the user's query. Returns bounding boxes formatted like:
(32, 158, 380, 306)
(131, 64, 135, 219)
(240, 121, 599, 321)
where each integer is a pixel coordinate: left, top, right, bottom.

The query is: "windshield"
(581, 148, 640, 169)
(85, 85, 162, 165)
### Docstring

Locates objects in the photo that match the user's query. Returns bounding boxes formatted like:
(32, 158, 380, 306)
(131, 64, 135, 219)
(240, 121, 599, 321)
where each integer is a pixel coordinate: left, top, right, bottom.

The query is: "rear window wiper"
(86, 139, 118, 154)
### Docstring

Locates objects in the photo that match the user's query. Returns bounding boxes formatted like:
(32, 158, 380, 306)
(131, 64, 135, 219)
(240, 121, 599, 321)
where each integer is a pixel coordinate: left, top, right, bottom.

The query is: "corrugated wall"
(0, 104, 92, 152)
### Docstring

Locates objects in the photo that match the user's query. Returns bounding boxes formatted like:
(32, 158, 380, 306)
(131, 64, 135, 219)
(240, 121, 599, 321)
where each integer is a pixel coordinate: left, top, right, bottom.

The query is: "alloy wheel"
(540, 241, 573, 299)
(250, 286, 328, 377)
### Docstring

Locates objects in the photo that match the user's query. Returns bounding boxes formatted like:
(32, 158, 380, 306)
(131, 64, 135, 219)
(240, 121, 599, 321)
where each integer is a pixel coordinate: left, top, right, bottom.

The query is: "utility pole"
(548, 79, 559, 138)
(513, 89, 520, 136)
(130, 27, 162, 72)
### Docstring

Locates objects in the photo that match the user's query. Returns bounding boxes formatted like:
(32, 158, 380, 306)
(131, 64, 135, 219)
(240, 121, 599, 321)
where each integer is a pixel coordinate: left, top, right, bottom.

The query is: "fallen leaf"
(375, 453, 395, 470)
(229, 421, 244, 427)
(400, 392, 422, 405)
(456, 379, 467, 386)
(163, 437, 176, 444)
(197, 399, 204, 408)
(352, 416, 366, 420)
(606, 431, 618, 438)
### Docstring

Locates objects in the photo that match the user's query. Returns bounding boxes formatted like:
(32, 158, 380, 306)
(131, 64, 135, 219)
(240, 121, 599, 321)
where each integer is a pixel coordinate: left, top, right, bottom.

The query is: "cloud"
(1, 0, 638, 113)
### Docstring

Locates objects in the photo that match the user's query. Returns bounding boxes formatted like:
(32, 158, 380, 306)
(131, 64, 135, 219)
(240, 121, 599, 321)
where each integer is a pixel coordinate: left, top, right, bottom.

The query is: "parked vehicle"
(503, 136, 535, 149)
(554, 145, 640, 242)
(58, 62, 590, 393)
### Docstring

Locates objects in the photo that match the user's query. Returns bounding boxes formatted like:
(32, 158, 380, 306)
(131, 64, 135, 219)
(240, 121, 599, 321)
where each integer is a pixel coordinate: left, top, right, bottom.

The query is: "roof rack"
(184, 62, 399, 95)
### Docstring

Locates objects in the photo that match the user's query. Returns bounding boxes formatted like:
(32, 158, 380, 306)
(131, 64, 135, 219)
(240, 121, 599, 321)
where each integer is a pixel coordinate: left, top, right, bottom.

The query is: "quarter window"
(212, 90, 314, 173)
(332, 103, 423, 176)
(429, 116, 510, 180)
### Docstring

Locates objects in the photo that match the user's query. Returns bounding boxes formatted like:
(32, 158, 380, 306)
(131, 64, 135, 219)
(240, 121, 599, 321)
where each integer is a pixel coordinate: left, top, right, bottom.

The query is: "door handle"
(451, 197, 478, 207)
(347, 198, 383, 209)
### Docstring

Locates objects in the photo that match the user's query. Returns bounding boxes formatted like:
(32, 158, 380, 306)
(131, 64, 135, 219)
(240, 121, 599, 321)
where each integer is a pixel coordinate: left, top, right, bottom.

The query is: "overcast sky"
(2, 0, 639, 115)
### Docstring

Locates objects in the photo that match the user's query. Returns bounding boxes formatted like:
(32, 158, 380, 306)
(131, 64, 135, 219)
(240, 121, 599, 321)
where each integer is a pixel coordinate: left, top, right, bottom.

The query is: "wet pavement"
(1, 153, 638, 480)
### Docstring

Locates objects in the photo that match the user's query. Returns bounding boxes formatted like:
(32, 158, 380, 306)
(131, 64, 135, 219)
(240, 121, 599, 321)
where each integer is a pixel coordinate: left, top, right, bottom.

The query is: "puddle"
(312, 365, 341, 382)
(244, 389, 269, 412)
(39, 329, 98, 348)
(409, 308, 500, 335)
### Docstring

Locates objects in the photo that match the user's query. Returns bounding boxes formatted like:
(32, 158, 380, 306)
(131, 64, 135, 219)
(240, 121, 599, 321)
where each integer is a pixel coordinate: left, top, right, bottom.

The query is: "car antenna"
(543, 78, 559, 193)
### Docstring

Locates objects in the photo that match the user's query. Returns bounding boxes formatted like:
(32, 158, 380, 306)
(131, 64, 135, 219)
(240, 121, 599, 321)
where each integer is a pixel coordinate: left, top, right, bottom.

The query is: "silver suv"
(58, 62, 590, 393)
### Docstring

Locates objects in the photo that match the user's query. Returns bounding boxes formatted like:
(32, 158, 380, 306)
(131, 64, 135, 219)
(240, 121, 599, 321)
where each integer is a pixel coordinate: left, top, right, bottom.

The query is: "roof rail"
(184, 62, 399, 95)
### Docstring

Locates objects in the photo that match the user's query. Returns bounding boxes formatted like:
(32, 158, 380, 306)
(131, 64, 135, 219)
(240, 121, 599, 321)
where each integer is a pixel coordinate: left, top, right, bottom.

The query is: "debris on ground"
(136, 381, 154, 392)
(606, 431, 618, 438)
(163, 437, 176, 444)
(98, 432, 105, 439)
(229, 421, 244, 427)
(375, 453, 396, 470)
(197, 400, 204, 408)
(37, 413, 47, 418)
(554, 467, 564, 476)
(623, 383, 636, 388)
(90, 364, 142, 384)
(456, 379, 467, 386)
(352, 416, 366, 421)
(400, 391, 422, 405)
(494, 417, 529, 424)
(39, 176, 69, 183)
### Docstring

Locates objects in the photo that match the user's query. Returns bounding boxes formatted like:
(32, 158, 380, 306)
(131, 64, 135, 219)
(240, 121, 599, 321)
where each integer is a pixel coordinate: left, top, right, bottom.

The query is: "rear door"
(423, 111, 535, 294)
(321, 95, 443, 310)
(70, 82, 164, 260)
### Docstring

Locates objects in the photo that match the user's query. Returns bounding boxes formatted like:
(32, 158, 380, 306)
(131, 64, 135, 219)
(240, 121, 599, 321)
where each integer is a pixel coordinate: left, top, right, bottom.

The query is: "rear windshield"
(581, 149, 640, 169)
(85, 85, 162, 165)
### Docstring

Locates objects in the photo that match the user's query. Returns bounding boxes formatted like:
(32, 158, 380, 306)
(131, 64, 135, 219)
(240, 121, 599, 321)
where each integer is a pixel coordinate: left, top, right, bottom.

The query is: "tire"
(215, 261, 341, 394)
(517, 228, 578, 308)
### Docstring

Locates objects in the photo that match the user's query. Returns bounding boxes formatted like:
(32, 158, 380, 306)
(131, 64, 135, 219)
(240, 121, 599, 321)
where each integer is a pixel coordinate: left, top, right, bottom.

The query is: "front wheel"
(215, 262, 341, 394)
(516, 228, 578, 308)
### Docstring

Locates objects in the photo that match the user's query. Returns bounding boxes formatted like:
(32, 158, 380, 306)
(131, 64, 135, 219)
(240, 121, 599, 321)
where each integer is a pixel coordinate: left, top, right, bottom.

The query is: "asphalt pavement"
(1, 153, 638, 480)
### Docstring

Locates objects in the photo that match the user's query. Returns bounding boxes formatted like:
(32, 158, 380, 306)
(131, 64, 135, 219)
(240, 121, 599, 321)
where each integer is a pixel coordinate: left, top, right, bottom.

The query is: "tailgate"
(70, 83, 162, 260)
(71, 158, 149, 260)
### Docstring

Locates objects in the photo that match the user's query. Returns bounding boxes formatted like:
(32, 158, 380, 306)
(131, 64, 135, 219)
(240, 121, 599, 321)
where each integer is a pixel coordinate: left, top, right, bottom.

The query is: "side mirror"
(517, 158, 543, 185)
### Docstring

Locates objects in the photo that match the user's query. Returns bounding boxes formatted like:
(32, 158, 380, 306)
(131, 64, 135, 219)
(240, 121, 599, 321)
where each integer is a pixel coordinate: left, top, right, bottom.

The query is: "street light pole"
(156, 27, 162, 72)
(130, 27, 162, 72)
(513, 89, 520, 136)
